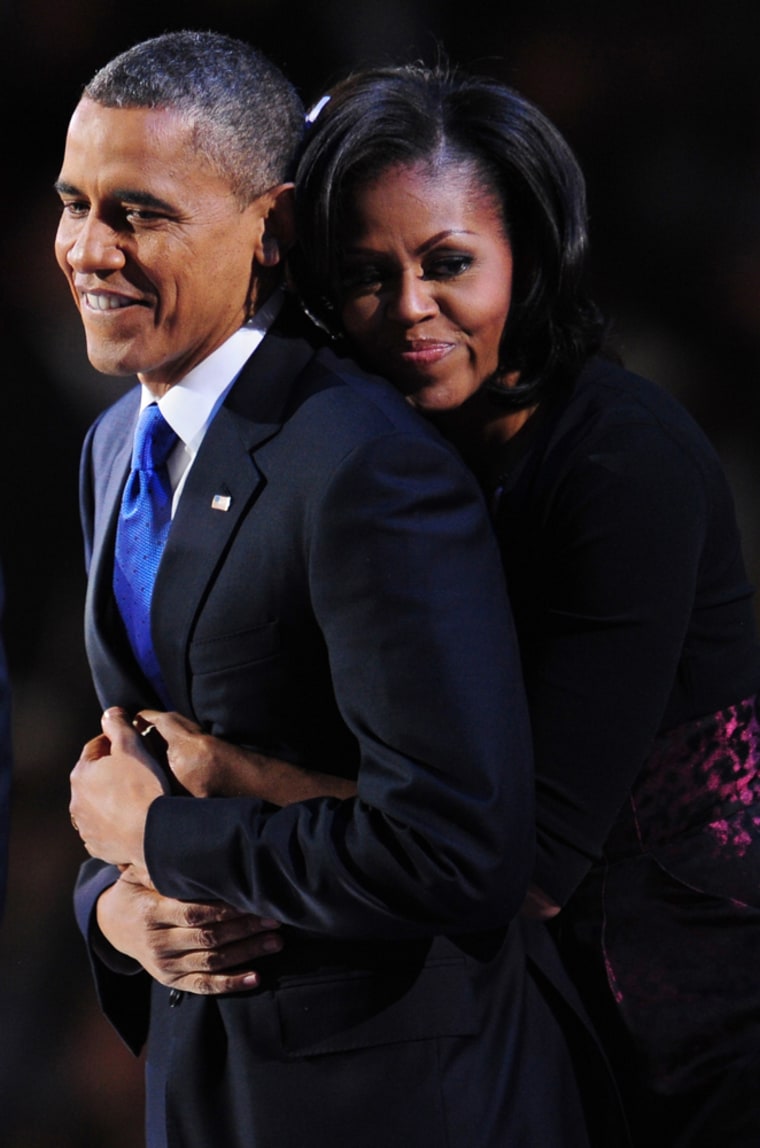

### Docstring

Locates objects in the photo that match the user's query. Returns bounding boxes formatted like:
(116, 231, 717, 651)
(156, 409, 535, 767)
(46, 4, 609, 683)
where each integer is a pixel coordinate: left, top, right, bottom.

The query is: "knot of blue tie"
(113, 403, 179, 704)
(130, 402, 178, 474)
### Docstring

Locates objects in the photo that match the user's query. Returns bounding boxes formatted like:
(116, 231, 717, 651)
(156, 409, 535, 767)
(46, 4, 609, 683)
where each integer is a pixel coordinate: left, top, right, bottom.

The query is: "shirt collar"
(138, 289, 283, 452)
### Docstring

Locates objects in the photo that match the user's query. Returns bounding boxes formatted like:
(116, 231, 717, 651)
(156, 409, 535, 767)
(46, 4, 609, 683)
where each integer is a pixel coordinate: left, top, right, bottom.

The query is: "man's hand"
(70, 706, 168, 875)
(97, 868, 283, 994)
(138, 708, 357, 805)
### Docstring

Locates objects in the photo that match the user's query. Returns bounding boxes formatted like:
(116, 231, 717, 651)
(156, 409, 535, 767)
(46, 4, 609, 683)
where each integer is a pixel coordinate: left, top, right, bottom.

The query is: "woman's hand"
(137, 709, 357, 806)
(520, 883, 562, 920)
(96, 867, 283, 994)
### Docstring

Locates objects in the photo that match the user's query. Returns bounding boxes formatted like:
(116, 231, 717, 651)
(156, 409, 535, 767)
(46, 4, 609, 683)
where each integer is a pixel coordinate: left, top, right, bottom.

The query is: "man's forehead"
(59, 99, 226, 199)
(66, 98, 195, 154)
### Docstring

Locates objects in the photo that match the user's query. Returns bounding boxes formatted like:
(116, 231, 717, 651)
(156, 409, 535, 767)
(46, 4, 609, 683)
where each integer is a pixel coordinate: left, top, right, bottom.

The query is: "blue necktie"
(113, 403, 179, 704)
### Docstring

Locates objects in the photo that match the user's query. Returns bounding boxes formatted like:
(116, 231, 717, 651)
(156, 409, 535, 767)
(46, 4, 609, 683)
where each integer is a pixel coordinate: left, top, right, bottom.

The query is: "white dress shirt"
(136, 290, 283, 515)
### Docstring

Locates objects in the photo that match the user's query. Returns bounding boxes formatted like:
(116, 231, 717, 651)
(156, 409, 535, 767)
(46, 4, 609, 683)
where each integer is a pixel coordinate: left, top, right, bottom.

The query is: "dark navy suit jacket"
(73, 304, 597, 1147)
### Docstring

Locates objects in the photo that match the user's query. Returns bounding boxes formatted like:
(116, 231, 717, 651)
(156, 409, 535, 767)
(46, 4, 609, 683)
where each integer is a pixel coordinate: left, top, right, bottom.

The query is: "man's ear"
(254, 183, 295, 268)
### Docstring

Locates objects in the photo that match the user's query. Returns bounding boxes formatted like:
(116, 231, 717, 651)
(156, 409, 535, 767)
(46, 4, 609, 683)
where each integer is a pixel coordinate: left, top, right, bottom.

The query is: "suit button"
(168, 989, 183, 1008)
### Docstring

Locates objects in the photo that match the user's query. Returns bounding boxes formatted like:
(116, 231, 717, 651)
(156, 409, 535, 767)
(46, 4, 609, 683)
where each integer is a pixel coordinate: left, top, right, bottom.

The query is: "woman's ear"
(255, 183, 296, 267)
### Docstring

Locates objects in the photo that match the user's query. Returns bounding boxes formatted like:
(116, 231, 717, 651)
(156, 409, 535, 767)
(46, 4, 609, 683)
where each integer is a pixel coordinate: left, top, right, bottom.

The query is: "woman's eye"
(340, 265, 384, 291)
(425, 254, 472, 279)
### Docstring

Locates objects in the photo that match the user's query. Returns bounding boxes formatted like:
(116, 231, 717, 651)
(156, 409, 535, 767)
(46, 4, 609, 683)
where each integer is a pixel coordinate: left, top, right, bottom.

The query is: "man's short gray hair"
(84, 29, 305, 205)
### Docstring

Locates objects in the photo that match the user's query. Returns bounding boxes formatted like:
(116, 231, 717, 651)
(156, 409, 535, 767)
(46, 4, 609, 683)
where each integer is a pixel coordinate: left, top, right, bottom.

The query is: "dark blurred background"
(0, 1, 758, 1144)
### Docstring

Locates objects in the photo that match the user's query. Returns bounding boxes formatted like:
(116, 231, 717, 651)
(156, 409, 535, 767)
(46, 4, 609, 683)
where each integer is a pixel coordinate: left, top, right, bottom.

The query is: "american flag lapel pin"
(211, 493, 232, 512)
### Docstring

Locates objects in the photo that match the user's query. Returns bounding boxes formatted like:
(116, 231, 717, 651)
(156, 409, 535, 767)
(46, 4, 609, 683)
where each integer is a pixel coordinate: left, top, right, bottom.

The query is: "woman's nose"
(385, 272, 437, 324)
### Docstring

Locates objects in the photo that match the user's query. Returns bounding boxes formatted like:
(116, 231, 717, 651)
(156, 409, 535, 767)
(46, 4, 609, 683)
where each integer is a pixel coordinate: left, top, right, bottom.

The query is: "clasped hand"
(70, 706, 285, 993)
(96, 868, 282, 995)
(69, 706, 168, 880)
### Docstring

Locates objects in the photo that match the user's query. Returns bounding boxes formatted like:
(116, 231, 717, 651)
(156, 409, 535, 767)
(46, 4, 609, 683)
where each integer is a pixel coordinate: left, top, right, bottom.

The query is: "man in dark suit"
(61, 30, 592, 1148)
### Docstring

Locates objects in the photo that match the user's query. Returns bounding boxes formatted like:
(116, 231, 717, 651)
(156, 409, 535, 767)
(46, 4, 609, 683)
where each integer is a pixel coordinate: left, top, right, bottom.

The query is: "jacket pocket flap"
(276, 960, 477, 1057)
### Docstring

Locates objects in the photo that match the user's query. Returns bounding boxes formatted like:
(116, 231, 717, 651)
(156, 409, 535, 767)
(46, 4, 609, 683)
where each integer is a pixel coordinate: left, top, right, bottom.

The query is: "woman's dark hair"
(293, 63, 605, 409)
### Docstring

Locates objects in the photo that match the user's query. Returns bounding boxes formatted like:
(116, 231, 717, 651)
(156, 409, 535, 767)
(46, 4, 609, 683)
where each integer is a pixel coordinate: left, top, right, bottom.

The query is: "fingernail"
(241, 973, 259, 987)
(260, 918, 281, 929)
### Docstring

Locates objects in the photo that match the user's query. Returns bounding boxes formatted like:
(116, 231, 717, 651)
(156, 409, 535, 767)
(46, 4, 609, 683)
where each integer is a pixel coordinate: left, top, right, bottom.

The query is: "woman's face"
(339, 160, 514, 414)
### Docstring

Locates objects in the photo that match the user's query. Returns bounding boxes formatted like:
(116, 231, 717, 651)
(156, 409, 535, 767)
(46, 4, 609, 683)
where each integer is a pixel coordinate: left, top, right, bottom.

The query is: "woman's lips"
(398, 340, 455, 366)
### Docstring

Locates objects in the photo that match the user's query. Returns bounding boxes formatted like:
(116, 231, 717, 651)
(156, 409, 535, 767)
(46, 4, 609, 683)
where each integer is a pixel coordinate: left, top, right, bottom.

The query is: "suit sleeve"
(144, 430, 535, 939)
(73, 858, 151, 1054)
(73, 422, 153, 1051)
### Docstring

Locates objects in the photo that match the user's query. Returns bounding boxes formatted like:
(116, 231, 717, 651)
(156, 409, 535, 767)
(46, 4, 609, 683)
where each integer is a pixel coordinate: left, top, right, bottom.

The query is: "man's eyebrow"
(54, 180, 80, 196)
(112, 188, 177, 212)
(53, 180, 176, 213)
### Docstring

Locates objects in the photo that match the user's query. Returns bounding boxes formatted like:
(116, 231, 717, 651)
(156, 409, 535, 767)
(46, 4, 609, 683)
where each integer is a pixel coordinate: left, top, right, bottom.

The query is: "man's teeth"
(85, 293, 132, 310)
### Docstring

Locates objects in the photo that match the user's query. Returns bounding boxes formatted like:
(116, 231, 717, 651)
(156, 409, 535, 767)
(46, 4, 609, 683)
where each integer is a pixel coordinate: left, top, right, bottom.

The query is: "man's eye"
(125, 208, 165, 223)
(60, 200, 89, 218)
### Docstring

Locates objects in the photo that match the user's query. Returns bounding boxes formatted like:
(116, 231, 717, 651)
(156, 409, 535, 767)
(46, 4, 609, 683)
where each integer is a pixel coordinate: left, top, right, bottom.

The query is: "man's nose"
(65, 215, 126, 274)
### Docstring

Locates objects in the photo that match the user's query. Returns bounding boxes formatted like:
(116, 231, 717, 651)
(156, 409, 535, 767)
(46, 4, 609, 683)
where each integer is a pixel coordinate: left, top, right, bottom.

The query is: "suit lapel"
(151, 306, 319, 717)
(84, 390, 153, 710)
(151, 405, 265, 716)
(90, 394, 139, 581)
